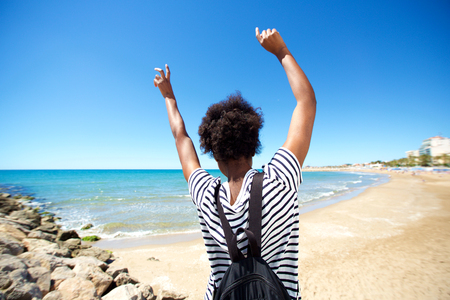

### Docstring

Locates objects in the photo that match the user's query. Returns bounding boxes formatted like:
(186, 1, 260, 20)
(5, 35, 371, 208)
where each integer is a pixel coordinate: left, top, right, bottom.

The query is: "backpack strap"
(214, 172, 264, 262)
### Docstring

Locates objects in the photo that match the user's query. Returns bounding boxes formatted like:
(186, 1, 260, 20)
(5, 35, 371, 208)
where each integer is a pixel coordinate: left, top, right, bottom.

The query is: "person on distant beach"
(154, 28, 316, 300)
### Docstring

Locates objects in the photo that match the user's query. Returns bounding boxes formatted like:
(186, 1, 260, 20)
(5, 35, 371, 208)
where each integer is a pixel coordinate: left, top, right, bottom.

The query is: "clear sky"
(1, 0, 449, 169)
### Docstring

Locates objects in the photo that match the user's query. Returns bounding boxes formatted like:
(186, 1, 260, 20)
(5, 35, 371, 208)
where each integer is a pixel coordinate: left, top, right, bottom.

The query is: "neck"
(217, 157, 253, 205)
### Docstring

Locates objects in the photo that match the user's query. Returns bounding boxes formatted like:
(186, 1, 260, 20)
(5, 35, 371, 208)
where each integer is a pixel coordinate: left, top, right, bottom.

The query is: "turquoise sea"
(0, 170, 388, 239)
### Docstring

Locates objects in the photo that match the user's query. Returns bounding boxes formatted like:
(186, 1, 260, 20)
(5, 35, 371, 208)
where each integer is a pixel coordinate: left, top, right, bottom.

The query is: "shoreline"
(92, 171, 389, 249)
(107, 171, 450, 299)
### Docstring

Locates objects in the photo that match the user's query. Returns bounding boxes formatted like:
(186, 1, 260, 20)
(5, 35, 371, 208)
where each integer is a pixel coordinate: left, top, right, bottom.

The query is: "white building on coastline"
(406, 136, 450, 158)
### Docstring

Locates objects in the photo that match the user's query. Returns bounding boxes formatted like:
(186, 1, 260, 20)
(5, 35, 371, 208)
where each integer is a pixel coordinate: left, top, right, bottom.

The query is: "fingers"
(255, 27, 262, 42)
(154, 65, 171, 88)
(154, 67, 165, 79)
(255, 27, 278, 41)
(165, 64, 170, 81)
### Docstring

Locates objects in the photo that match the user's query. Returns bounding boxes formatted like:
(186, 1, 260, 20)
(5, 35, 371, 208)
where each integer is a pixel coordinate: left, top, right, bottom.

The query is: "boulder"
(0, 223, 27, 241)
(22, 238, 71, 258)
(35, 223, 59, 235)
(43, 290, 63, 300)
(57, 276, 100, 300)
(28, 266, 51, 297)
(65, 256, 107, 271)
(63, 238, 82, 251)
(0, 197, 21, 214)
(23, 238, 59, 252)
(0, 254, 27, 272)
(8, 268, 28, 283)
(5, 282, 42, 300)
(102, 284, 144, 300)
(41, 216, 55, 223)
(0, 193, 11, 198)
(105, 265, 128, 279)
(75, 247, 111, 262)
(0, 272, 12, 290)
(114, 272, 140, 286)
(0, 218, 31, 234)
(73, 263, 113, 296)
(136, 283, 156, 300)
(157, 290, 187, 300)
(81, 223, 93, 230)
(9, 210, 41, 229)
(0, 233, 24, 255)
(28, 230, 57, 242)
(20, 256, 42, 269)
(51, 266, 75, 290)
(19, 252, 65, 272)
(57, 230, 79, 241)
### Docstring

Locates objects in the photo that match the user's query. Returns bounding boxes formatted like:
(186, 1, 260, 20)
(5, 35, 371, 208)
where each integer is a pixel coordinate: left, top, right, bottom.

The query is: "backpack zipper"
(219, 273, 285, 300)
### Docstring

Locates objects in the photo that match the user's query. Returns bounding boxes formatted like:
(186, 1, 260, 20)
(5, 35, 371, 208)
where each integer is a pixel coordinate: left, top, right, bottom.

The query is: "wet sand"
(106, 172, 450, 299)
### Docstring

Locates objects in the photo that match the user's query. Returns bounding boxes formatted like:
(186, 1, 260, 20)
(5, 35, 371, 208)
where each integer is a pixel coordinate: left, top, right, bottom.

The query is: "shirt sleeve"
(263, 147, 302, 192)
(188, 168, 216, 208)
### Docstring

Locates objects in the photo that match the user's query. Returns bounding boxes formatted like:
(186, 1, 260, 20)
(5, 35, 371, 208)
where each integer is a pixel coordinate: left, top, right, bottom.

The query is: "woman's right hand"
(255, 27, 288, 57)
(154, 64, 175, 99)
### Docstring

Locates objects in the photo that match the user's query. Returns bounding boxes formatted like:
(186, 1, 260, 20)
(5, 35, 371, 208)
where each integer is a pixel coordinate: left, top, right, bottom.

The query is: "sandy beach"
(106, 172, 450, 299)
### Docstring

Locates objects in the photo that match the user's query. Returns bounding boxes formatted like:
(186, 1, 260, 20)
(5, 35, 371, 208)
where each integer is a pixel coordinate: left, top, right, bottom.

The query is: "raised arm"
(256, 28, 316, 167)
(154, 64, 200, 181)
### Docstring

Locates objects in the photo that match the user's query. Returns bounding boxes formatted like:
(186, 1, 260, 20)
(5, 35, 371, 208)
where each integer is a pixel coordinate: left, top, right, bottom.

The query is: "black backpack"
(213, 172, 292, 300)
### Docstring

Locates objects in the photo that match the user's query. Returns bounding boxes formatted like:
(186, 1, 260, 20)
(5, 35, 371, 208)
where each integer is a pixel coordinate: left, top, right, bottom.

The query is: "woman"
(154, 27, 316, 300)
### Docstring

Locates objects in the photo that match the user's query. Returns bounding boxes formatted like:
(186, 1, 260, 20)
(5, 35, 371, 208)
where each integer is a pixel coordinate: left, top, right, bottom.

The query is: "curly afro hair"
(198, 91, 264, 161)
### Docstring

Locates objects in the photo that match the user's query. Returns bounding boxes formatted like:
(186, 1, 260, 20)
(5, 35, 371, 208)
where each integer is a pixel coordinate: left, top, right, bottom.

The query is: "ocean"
(0, 170, 388, 240)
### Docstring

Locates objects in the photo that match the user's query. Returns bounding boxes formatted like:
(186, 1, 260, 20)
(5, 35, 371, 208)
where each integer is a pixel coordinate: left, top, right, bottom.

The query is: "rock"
(41, 216, 55, 223)
(81, 224, 93, 230)
(0, 233, 24, 255)
(62, 238, 81, 251)
(35, 223, 59, 235)
(22, 238, 71, 258)
(57, 230, 79, 241)
(0, 272, 12, 289)
(0, 254, 27, 272)
(65, 256, 107, 271)
(21, 256, 42, 269)
(0, 223, 27, 241)
(105, 265, 128, 279)
(102, 284, 144, 300)
(28, 267, 51, 297)
(8, 268, 28, 283)
(9, 210, 41, 229)
(73, 263, 113, 296)
(5, 282, 42, 300)
(75, 247, 111, 262)
(0, 218, 31, 233)
(43, 290, 63, 300)
(19, 252, 65, 272)
(51, 266, 75, 290)
(23, 238, 58, 252)
(136, 283, 156, 300)
(157, 290, 187, 300)
(1, 194, 11, 198)
(114, 273, 139, 286)
(57, 276, 100, 300)
(28, 230, 56, 242)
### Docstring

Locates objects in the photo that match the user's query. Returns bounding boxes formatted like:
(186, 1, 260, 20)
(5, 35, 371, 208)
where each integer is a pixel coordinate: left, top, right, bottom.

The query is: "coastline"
(106, 171, 450, 299)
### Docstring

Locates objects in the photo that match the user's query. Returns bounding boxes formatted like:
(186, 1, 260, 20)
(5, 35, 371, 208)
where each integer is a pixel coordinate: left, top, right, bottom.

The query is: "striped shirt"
(188, 147, 302, 300)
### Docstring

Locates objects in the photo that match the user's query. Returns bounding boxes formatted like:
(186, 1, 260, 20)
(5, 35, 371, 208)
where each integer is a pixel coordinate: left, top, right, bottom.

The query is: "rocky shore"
(0, 192, 187, 300)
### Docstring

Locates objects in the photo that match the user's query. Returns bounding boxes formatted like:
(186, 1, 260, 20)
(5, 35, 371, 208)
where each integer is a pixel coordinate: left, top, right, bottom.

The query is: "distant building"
(407, 136, 450, 158)
(406, 150, 419, 158)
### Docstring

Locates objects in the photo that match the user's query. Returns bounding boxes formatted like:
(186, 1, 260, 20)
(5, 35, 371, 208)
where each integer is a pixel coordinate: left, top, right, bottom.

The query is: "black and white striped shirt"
(188, 147, 302, 300)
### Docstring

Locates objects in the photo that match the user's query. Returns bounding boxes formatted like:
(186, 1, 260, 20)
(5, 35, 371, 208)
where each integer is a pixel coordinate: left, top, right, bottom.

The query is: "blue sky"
(1, 0, 449, 169)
